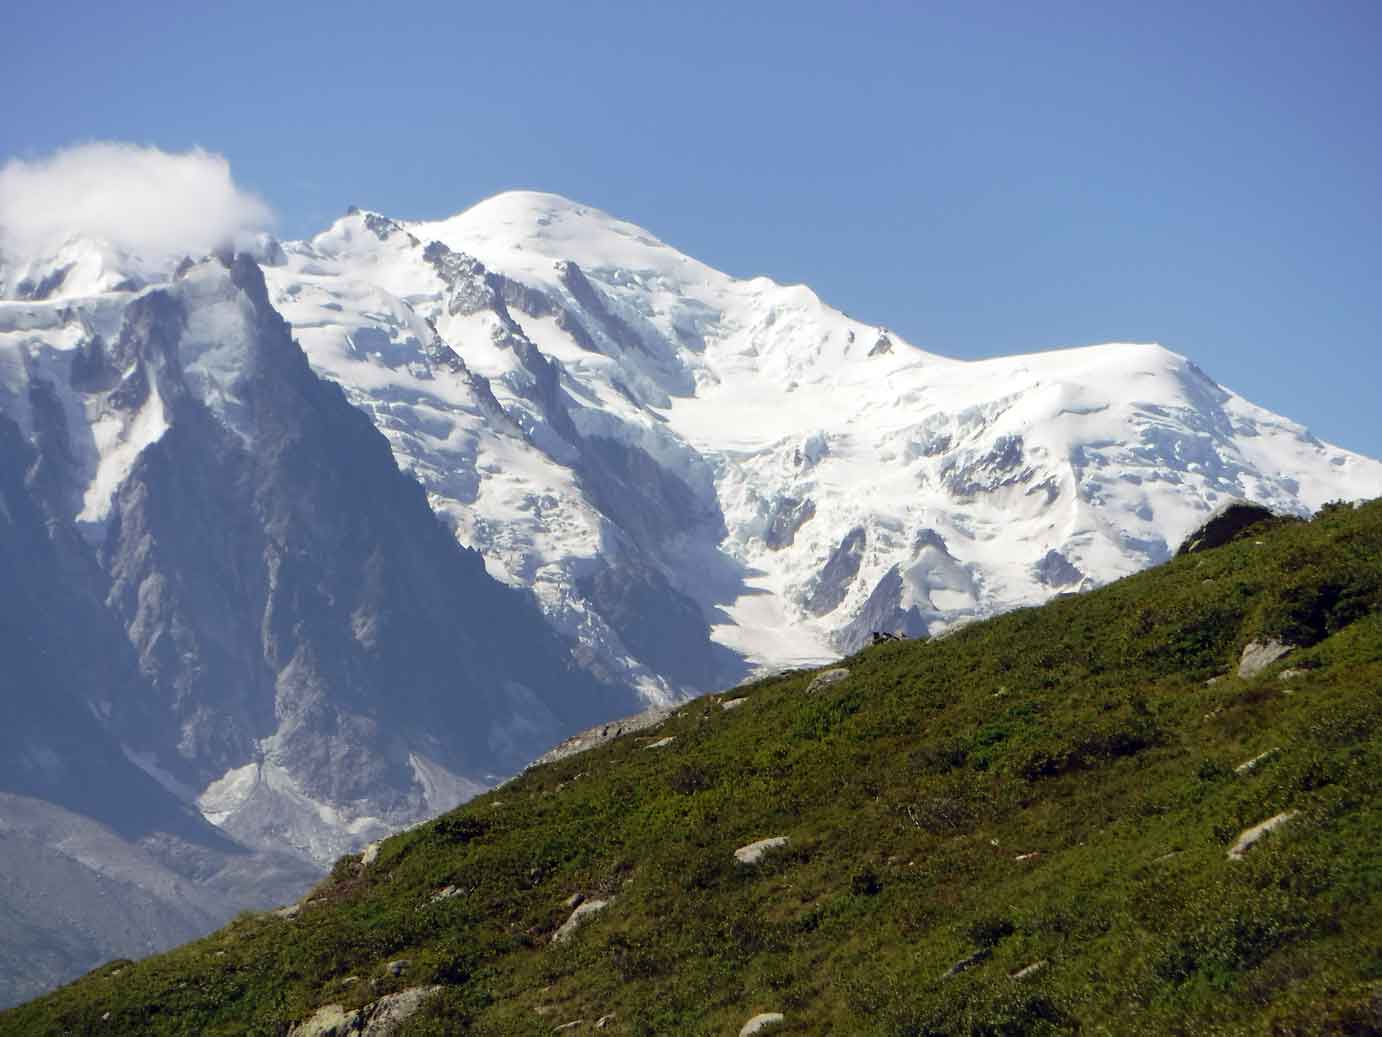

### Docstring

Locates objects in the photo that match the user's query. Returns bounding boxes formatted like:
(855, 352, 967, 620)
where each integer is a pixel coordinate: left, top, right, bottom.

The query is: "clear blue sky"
(5, 0, 1380, 458)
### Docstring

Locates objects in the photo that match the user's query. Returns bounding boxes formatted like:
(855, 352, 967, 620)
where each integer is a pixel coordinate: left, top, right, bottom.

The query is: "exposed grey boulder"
(734, 837, 789, 866)
(529, 706, 676, 768)
(427, 885, 462, 905)
(941, 947, 992, 979)
(1238, 639, 1293, 678)
(739, 1012, 786, 1035)
(1227, 811, 1297, 860)
(1235, 748, 1280, 774)
(551, 898, 609, 944)
(1176, 500, 1281, 556)
(806, 669, 850, 694)
(288, 985, 442, 1037)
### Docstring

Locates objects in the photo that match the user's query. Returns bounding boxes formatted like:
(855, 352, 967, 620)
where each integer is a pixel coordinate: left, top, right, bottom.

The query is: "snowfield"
(270, 192, 1382, 673)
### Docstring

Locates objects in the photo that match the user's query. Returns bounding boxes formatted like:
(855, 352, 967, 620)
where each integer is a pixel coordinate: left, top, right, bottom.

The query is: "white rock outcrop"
(740, 1013, 786, 1035)
(1227, 811, 1297, 860)
(551, 898, 610, 944)
(806, 668, 850, 694)
(289, 985, 443, 1037)
(734, 837, 790, 866)
(1238, 639, 1293, 678)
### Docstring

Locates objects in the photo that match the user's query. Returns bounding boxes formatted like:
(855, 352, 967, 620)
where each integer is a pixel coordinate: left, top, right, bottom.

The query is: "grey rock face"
(763, 495, 816, 550)
(0, 416, 319, 1005)
(557, 260, 647, 355)
(1033, 549, 1084, 588)
(805, 526, 867, 615)
(836, 565, 929, 653)
(867, 332, 893, 356)
(0, 416, 211, 843)
(941, 434, 1032, 498)
(12, 255, 638, 857)
(577, 555, 737, 690)
(1177, 500, 1282, 556)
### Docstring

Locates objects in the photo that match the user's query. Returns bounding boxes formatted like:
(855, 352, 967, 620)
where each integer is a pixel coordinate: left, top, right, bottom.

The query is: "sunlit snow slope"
(267, 191, 1382, 679)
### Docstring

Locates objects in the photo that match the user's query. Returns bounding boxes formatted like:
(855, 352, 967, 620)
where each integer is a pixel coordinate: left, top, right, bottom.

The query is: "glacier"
(266, 191, 1382, 676)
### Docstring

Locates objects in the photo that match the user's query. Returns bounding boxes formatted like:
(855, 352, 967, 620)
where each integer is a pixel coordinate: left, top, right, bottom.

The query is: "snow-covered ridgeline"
(267, 192, 1382, 671)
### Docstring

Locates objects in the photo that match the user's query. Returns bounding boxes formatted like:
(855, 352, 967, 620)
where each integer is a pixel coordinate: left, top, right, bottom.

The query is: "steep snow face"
(268, 192, 1382, 672)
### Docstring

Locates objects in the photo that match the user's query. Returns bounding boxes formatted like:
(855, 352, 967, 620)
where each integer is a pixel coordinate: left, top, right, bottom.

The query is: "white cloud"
(0, 142, 274, 260)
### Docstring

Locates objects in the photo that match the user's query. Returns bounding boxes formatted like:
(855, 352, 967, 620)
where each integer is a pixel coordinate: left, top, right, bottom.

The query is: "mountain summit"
(269, 191, 1382, 681)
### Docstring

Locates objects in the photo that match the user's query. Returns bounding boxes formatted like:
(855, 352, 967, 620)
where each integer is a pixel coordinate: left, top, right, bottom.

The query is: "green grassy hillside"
(8, 500, 1382, 1036)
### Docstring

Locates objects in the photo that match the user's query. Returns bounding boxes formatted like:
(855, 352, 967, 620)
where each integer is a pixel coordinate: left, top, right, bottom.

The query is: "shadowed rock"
(1177, 501, 1281, 556)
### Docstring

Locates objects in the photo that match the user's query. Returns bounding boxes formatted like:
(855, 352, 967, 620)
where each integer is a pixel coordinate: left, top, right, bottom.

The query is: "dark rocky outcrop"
(805, 527, 867, 616)
(1033, 549, 1084, 588)
(763, 495, 816, 550)
(103, 258, 635, 809)
(1176, 500, 1283, 556)
(941, 435, 1033, 498)
(577, 557, 741, 691)
(836, 564, 930, 651)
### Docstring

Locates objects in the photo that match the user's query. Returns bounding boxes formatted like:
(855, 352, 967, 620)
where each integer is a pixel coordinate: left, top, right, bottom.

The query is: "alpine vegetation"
(5, 499, 1381, 1034)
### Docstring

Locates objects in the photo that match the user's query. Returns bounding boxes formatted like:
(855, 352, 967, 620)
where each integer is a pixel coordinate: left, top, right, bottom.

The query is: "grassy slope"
(7, 501, 1382, 1036)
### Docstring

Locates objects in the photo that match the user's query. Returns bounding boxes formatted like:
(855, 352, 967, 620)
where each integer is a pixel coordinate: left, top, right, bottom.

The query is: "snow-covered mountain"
(266, 191, 1382, 675)
(2, 190, 1380, 1002)
(0, 247, 637, 863)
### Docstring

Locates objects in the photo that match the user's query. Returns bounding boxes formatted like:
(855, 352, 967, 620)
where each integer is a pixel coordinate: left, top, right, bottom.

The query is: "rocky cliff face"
(0, 252, 637, 867)
(0, 411, 317, 1007)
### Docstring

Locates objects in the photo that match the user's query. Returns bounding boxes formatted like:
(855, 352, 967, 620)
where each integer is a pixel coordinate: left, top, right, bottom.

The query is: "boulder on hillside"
(288, 986, 442, 1037)
(551, 899, 609, 944)
(1239, 639, 1293, 678)
(806, 669, 850, 694)
(740, 1013, 786, 1035)
(1176, 501, 1281, 556)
